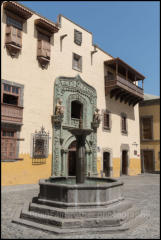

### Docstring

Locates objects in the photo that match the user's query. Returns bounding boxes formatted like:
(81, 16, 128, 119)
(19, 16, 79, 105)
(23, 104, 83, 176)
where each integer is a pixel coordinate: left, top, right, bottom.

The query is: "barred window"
(104, 113, 110, 129)
(102, 110, 111, 130)
(121, 113, 127, 134)
(74, 29, 82, 45)
(32, 126, 49, 159)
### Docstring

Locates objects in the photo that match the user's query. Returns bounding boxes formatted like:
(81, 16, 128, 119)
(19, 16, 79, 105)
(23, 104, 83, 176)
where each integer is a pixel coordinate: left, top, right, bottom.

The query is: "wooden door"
(1, 129, 17, 160)
(122, 150, 128, 175)
(68, 151, 76, 176)
(143, 150, 154, 172)
(103, 152, 110, 177)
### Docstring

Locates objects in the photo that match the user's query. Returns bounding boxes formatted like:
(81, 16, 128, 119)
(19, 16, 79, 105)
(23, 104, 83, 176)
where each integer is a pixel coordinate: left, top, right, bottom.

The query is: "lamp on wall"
(132, 142, 139, 156)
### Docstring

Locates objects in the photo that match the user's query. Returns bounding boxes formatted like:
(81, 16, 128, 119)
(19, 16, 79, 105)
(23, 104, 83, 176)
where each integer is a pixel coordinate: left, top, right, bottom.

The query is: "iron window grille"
(32, 126, 49, 159)
(121, 113, 128, 134)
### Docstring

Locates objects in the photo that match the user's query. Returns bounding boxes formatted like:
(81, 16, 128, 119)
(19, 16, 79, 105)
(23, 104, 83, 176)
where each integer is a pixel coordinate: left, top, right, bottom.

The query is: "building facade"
(139, 94, 160, 173)
(1, 1, 145, 185)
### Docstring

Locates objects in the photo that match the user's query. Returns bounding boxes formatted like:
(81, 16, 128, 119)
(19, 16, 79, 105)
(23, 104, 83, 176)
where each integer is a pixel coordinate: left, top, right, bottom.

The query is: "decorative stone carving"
(55, 99, 64, 116)
(91, 108, 101, 130)
(53, 75, 98, 177)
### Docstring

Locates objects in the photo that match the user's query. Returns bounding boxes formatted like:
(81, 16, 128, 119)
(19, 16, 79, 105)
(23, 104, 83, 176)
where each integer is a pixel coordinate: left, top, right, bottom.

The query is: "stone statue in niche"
(55, 99, 64, 116)
(93, 108, 101, 123)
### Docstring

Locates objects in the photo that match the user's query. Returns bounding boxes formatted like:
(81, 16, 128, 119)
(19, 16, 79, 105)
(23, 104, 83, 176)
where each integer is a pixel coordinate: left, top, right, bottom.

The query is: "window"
(6, 16, 22, 48)
(73, 53, 82, 72)
(121, 113, 127, 134)
(32, 127, 49, 159)
(71, 101, 82, 119)
(1, 129, 17, 160)
(74, 29, 82, 46)
(141, 117, 153, 140)
(37, 32, 51, 60)
(102, 110, 111, 131)
(6, 16, 23, 30)
(2, 83, 20, 106)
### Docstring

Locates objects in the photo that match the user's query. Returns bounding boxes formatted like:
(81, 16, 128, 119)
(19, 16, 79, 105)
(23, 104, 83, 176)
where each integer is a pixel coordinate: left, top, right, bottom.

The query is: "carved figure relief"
(55, 99, 64, 116)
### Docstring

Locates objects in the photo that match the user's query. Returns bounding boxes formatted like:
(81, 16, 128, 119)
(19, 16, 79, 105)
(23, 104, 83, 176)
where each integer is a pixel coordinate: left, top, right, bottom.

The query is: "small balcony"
(104, 58, 145, 106)
(1, 103, 23, 124)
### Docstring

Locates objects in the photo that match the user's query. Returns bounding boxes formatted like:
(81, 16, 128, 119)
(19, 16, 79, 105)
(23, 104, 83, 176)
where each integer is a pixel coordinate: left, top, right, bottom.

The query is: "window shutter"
(6, 25, 11, 34)
(17, 29, 22, 46)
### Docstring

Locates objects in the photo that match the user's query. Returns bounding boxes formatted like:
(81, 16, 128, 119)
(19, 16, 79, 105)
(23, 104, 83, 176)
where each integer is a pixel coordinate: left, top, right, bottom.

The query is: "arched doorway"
(103, 152, 111, 177)
(68, 140, 77, 176)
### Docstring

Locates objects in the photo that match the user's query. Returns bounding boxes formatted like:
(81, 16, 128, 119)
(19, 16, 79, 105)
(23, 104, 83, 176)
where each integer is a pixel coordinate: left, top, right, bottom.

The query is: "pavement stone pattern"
(1, 173, 160, 239)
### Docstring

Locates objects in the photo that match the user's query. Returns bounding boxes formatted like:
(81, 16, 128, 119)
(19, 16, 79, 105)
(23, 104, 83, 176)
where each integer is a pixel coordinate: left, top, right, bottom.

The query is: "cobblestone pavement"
(1, 173, 160, 239)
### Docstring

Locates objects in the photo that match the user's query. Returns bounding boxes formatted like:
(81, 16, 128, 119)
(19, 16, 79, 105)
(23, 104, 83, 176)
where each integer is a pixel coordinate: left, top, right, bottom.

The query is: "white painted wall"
(1, 6, 141, 164)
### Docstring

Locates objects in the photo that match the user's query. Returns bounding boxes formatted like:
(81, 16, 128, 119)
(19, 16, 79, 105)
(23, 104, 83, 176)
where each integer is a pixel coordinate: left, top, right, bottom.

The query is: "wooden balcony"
(104, 57, 145, 106)
(1, 103, 23, 124)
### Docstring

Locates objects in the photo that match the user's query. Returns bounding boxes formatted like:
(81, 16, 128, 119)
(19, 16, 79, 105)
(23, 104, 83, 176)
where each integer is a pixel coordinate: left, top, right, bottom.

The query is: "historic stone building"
(139, 94, 160, 173)
(1, 1, 145, 185)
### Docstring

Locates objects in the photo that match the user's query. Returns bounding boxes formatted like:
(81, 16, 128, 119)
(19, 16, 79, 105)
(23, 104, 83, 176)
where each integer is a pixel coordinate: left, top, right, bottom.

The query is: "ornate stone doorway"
(52, 75, 98, 177)
(68, 140, 76, 176)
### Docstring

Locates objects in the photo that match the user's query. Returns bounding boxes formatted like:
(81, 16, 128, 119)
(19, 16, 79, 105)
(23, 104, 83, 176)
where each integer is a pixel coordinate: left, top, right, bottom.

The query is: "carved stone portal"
(52, 75, 98, 177)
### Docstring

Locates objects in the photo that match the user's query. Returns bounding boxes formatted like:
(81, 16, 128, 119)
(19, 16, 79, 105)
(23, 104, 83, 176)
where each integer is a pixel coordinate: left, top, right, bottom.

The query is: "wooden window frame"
(140, 115, 153, 141)
(102, 109, 111, 131)
(72, 53, 82, 72)
(2, 83, 20, 106)
(37, 30, 51, 68)
(74, 29, 82, 46)
(121, 112, 128, 135)
(5, 11, 23, 56)
(1, 126, 23, 162)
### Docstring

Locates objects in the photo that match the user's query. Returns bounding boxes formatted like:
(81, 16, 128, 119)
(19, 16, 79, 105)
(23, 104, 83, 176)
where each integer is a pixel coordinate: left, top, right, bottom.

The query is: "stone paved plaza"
(1, 173, 160, 239)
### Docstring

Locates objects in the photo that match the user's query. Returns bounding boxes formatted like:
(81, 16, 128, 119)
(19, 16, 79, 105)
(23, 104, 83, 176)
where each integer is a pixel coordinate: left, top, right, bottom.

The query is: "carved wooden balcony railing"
(1, 103, 23, 124)
(105, 75, 144, 106)
(104, 57, 145, 106)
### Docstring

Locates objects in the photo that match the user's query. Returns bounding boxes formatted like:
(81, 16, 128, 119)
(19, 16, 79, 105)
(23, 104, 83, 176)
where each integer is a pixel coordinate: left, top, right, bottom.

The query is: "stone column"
(61, 149, 67, 176)
(86, 150, 92, 176)
(76, 135, 86, 184)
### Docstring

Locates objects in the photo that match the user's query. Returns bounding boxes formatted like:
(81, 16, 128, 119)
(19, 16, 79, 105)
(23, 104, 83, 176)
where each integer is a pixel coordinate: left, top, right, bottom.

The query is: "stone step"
(34, 196, 125, 209)
(20, 202, 140, 229)
(20, 209, 124, 228)
(29, 200, 133, 219)
(12, 213, 146, 236)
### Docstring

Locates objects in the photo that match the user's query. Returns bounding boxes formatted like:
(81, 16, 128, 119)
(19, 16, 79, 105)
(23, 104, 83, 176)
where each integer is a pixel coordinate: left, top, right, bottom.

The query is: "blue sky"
(20, 1, 160, 96)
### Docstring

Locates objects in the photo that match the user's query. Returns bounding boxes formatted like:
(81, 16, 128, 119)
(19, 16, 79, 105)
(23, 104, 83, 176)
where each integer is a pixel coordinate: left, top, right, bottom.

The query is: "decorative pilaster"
(91, 108, 101, 176)
(61, 149, 68, 176)
(52, 114, 64, 176)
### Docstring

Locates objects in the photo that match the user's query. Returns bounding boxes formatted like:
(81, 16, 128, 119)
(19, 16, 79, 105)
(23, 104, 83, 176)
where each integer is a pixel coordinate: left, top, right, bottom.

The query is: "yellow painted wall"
(2, 154, 52, 186)
(112, 158, 121, 178)
(128, 158, 141, 175)
(139, 102, 160, 171)
(98, 157, 141, 178)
